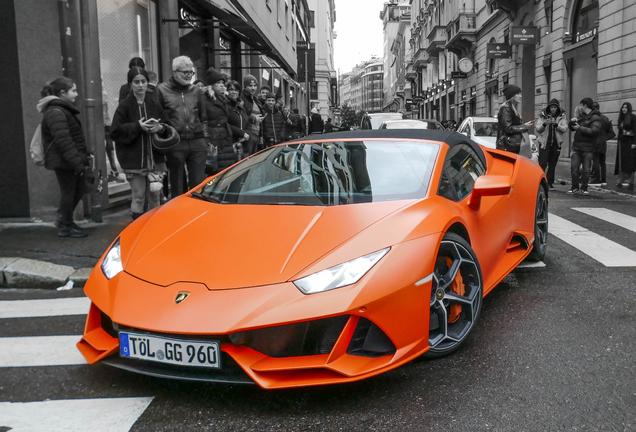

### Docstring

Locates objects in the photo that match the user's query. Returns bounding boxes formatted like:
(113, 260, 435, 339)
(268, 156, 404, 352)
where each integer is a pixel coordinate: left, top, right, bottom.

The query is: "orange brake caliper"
(445, 257, 465, 323)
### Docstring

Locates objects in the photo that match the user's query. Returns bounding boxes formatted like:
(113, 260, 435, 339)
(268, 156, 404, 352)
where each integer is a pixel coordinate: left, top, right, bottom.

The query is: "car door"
(438, 143, 515, 287)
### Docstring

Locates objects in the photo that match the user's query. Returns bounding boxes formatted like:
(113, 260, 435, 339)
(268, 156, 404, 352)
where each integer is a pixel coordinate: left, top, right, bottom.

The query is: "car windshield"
(474, 122, 498, 137)
(370, 115, 402, 129)
(195, 140, 439, 206)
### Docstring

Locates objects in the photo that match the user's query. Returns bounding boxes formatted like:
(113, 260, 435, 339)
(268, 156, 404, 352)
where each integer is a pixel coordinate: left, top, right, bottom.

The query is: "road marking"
(549, 213, 636, 266)
(0, 335, 86, 367)
(573, 207, 636, 233)
(0, 297, 90, 319)
(0, 397, 153, 432)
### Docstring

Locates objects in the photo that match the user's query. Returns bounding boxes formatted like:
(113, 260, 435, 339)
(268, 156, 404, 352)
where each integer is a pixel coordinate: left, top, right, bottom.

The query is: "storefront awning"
(562, 37, 596, 61)
(193, 0, 295, 76)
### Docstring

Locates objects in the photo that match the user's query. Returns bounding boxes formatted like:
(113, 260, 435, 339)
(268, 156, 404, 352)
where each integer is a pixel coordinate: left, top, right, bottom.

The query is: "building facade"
(381, 0, 411, 113)
(1, 0, 312, 218)
(399, 0, 635, 171)
(307, 0, 337, 120)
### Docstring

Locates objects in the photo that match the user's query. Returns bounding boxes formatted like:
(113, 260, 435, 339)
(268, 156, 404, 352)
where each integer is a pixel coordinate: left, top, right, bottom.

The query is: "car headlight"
(101, 238, 123, 280)
(294, 248, 390, 295)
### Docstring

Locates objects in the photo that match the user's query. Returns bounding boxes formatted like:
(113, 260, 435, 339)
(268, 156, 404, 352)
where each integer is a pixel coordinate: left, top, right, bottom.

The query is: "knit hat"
(547, 98, 560, 109)
(243, 74, 257, 88)
(310, 107, 319, 114)
(205, 67, 225, 86)
(265, 92, 276, 100)
(502, 84, 522, 100)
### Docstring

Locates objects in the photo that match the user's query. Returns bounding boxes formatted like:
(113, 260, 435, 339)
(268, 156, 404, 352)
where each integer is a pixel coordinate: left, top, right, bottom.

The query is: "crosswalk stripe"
(0, 397, 153, 432)
(0, 335, 86, 367)
(549, 213, 636, 267)
(0, 297, 90, 319)
(573, 207, 636, 233)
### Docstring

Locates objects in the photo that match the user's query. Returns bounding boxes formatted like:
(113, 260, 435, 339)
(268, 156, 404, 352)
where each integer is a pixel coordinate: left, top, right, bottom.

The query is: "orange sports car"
(77, 129, 548, 389)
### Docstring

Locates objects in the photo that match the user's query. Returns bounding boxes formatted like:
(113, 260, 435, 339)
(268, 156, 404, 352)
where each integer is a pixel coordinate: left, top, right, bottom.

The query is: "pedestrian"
(615, 102, 636, 190)
(240, 74, 265, 156)
(289, 108, 304, 138)
(339, 121, 351, 131)
(155, 55, 208, 198)
(282, 106, 295, 141)
(261, 92, 286, 147)
(224, 78, 251, 163)
(39, 77, 89, 238)
(324, 117, 333, 133)
(102, 80, 125, 184)
(309, 107, 324, 134)
(193, 79, 205, 90)
(568, 97, 603, 195)
(119, 57, 145, 103)
(110, 67, 168, 220)
(535, 98, 568, 190)
(496, 84, 533, 154)
(257, 85, 271, 107)
(589, 101, 616, 186)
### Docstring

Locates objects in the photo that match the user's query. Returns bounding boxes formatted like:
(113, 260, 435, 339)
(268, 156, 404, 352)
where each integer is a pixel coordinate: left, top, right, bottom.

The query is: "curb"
(0, 257, 93, 289)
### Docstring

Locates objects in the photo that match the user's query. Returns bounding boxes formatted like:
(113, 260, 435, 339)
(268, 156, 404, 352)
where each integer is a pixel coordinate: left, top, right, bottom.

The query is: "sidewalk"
(0, 208, 131, 289)
(1, 158, 634, 289)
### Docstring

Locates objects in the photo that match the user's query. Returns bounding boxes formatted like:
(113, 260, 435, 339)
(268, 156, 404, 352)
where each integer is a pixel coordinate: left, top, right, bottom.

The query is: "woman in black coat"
(225, 80, 250, 160)
(615, 102, 636, 189)
(496, 84, 533, 154)
(110, 67, 168, 220)
(204, 69, 248, 172)
(40, 77, 89, 238)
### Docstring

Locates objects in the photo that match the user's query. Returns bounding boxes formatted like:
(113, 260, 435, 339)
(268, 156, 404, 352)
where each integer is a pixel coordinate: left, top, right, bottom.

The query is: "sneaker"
(58, 226, 71, 237)
(69, 224, 88, 238)
(567, 187, 579, 194)
(549, 184, 556, 190)
(588, 182, 602, 186)
(581, 189, 590, 195)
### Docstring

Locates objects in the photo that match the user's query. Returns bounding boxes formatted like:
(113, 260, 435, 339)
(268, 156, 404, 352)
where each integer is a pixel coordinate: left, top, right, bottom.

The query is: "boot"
(131, 211, 143, 221)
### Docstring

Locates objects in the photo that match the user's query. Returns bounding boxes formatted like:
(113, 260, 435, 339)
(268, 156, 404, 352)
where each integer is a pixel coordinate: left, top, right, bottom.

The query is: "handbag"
(84, 154, 103, 195)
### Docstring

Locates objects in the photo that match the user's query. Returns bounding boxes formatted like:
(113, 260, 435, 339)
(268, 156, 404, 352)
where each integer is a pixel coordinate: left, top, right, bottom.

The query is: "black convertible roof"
(291, 129, 487, 165)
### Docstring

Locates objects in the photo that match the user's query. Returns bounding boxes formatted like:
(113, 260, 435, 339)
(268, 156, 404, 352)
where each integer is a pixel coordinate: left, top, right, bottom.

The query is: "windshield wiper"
(190, 192, 223, 203)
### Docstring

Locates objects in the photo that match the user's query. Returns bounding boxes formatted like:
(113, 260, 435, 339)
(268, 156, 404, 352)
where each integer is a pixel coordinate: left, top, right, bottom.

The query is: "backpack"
(29, 124, 46, 166)
(30, 108, 62, 166)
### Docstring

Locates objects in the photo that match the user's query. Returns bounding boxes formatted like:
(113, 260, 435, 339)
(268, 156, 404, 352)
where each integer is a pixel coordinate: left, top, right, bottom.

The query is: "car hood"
(123, 197, 412, 289)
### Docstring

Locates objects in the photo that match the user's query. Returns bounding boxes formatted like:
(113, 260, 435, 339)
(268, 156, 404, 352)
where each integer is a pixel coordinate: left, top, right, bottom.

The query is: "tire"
(424, 232, 483, 359)
(526, 185, 548, 262)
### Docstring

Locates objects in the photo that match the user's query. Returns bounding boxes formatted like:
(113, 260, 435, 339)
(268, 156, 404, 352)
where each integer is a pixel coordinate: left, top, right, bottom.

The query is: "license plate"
(119, 332, 220, 369)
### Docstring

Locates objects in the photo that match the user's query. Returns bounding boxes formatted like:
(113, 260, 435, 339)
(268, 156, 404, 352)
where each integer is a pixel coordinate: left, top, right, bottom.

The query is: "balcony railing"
(426, 26, 447, 56)
(445, 10, 478, 57)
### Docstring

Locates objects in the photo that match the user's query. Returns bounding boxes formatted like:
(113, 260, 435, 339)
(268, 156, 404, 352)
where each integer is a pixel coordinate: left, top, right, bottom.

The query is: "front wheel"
(424, 232, 483, 359)
(527, 185, 548, 261)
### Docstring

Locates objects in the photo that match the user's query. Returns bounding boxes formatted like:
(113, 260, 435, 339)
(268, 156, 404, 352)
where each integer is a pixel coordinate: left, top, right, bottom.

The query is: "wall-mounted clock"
(458, 57, 474, 73)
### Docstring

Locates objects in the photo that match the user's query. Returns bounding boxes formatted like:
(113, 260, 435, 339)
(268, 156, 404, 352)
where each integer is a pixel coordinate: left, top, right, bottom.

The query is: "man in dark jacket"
(156, 55, 208, 198)
(568, 97, 603, 194)
(309, 107, 324, 134)
(261, 92, 286, 147)
(589, 101, 616, 186)
(240, 74, 264, 155)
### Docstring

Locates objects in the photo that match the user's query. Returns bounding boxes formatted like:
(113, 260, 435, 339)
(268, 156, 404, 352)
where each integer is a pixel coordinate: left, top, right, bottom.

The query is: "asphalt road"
(1, 188, 635, 432)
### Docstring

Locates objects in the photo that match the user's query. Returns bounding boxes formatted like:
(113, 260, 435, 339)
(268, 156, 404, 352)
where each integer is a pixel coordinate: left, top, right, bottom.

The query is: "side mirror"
(467, 175, 513, 210)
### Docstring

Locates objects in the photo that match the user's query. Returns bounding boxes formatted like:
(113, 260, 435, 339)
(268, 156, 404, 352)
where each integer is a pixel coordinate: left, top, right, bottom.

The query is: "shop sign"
(486, 43, 511, 58)
(511, 26, 538, 45)
(451, 71, 467, 79)
(575, 27, 597, 43)
(297, 42, 316, 82)
(179, 8, 201, 29)
(412, 96, 423, 103)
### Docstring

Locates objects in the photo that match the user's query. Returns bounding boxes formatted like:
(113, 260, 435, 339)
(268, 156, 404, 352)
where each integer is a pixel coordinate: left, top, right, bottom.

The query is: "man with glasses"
(156, 55, 208, 198)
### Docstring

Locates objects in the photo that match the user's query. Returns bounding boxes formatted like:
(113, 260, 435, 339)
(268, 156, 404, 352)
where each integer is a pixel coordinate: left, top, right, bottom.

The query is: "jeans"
(539, 143, 561, 186)
(54, 169, 86, 227)
(570, 150, 594, 190)
(591, 152, 606, 183)
(165, 138, 207, 198)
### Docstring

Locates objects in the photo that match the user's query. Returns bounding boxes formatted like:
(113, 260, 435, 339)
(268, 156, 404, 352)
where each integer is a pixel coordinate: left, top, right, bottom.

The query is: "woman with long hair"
(615, 102, 636, 190)
(39, 77, 89, 237)
(496, 84, 533, 154)
(110, 67, 168, 220)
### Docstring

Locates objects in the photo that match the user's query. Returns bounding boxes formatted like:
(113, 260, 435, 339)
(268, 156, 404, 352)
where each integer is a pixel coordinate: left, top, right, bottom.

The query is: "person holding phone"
(240, 74, 265, 156)
(110, 67, 168, 220)
(536, 99, 568, 189)
(497, 84, 531, 154)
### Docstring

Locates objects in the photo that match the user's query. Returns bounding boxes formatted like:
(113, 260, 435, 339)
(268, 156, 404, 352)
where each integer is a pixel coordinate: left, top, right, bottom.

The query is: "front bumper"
(77, 237, 438, 389)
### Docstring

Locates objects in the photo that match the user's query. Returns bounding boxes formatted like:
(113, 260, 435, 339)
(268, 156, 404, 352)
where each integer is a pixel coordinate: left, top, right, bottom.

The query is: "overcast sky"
(333, 0, 388, 74)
